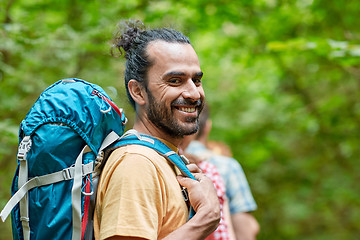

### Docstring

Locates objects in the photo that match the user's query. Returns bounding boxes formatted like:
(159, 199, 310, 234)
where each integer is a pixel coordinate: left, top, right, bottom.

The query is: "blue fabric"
(9, 77, 195, 239)
(20, 78, 126, 153)
(11, 78, 126, 240)
(186, 141, 257, 214)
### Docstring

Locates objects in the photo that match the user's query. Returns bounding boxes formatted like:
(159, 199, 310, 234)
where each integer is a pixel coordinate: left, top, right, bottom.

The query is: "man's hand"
(176, 173, 218, 214)
(176, 171, 220, 238)
(186, 163, 202, 173)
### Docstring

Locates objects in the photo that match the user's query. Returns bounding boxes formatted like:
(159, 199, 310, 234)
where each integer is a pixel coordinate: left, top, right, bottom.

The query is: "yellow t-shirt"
(94, 144, 189, 240)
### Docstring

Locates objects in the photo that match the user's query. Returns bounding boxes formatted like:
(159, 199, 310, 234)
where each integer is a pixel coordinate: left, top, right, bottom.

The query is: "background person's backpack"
(0, 78, 195, 240)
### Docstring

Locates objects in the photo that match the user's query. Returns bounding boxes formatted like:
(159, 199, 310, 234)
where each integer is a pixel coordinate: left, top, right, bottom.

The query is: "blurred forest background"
(1, 0, 359, 239)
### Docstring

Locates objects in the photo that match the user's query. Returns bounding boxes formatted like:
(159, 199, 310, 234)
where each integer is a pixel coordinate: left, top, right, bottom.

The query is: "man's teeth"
(179, 107, 196, 113)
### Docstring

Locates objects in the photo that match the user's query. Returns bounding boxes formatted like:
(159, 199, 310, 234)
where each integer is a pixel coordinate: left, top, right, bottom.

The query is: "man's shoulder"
(106, 144, 176, 177)
(111, 144, 163, 158)
(104, 145, 167, 171)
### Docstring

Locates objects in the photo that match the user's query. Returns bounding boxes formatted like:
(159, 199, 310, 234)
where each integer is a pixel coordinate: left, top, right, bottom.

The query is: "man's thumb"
(176, 175, 194, 188)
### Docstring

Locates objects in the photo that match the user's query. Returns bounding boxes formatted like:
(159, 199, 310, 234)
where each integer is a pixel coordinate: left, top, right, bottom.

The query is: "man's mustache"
(171, 99, 203, 107)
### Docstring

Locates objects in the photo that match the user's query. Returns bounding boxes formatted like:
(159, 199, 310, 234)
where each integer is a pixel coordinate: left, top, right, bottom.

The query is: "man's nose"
(182, 79, 201, 100)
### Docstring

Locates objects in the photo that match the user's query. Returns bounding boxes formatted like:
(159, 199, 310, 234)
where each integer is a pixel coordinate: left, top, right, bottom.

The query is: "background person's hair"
(111, 19, 191, 109)
(196, 102, 210, 139)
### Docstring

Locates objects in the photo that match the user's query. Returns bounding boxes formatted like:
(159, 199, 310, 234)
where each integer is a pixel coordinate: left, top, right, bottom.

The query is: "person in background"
(185, 103, 260, 240)
(207, 141, 233, 158)
(94, 19, 220, 240)
(180, 137, 236, 240)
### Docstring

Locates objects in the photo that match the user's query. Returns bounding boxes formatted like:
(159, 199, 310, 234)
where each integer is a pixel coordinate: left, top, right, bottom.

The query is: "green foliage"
(1, 0, 359, 239)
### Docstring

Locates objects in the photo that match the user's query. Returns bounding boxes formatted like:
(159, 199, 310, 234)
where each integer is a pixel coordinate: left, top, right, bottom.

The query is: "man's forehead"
(147, 39, 189, 49)
(146, 40, 202, 77)
(146, 40, 195, 59)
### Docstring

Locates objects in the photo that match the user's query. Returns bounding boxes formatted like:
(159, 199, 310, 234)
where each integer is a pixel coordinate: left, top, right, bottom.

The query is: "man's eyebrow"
(165, 71, 186, 77)
(164, 71, 204, 77)
(195, 72, 204, 77)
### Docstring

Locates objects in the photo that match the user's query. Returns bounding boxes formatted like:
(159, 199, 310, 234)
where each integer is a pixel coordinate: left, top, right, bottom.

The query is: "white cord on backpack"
(100, 106, 111, 113)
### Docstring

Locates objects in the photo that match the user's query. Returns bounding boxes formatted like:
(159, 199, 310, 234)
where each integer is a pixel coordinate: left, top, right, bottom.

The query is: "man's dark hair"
(111, 19, 191, 109)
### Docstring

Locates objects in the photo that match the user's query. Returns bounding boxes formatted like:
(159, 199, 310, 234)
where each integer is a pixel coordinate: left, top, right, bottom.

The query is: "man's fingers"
(177, 173, 220, 214)
(187, 163, 202, 173)
(176, 173, 206, 188)
(176, 175, 195, 188)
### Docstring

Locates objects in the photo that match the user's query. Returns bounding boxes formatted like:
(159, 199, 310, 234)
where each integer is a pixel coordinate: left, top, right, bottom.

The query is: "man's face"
(144, 40, 205, 137)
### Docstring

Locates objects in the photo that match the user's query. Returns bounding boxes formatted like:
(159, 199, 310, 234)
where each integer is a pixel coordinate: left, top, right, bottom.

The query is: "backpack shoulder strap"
(108, 130, 196, 180)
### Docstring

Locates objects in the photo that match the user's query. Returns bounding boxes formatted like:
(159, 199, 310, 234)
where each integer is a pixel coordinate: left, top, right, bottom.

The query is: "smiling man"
(94, 20, 220, 240)
(137, 40, 204, 140)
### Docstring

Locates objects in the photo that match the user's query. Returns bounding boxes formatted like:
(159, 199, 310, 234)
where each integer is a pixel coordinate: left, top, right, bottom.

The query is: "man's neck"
(133, 120, 183, 147)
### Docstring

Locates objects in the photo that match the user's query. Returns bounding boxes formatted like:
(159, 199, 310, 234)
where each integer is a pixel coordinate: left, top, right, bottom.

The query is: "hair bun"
(112, 19, 146, 56)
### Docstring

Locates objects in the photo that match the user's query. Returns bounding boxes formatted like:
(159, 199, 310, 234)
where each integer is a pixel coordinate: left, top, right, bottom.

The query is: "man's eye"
(169, 78, 181, 84)
(193, 78, 202, 85)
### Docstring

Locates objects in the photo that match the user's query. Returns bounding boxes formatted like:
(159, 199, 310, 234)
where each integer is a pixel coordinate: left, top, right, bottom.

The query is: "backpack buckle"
(181, 187, 189, 202)
(180, 155, 190, 165)
(20, 216, 30, 222)
(62, 168, 73, 180)
(17, 136, 32, 161)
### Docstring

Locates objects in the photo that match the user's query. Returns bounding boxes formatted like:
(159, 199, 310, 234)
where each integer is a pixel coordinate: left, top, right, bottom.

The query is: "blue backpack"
(0, 78, 195, 240)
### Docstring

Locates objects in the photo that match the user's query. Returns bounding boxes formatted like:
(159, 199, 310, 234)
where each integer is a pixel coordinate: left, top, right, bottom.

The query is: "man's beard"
(146, 89, 203, 137)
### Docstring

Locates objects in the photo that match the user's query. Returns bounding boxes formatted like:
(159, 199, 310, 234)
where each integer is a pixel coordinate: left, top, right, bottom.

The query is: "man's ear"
(128, 79, 146, 106)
